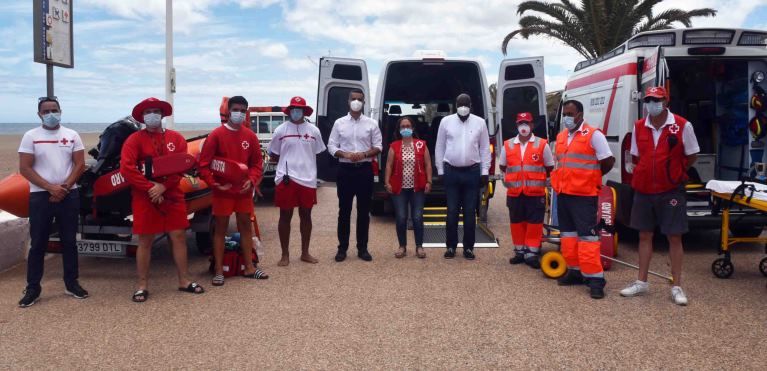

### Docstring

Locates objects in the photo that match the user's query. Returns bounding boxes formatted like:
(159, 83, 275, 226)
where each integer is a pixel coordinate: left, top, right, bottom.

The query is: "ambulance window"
(332, 65, 363, 81)
(250, 116, 258, 130)
(505, 64, 535, 81)
(502, 86, 543, 141)
(258, 117, 269, 134)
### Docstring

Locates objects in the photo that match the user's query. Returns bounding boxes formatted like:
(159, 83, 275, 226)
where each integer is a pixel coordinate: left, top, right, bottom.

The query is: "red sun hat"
(516, 112, 533, 124)
(132, 97, 173, 123)
(644, 86, 668, 99)
(283, 96, 314, 117)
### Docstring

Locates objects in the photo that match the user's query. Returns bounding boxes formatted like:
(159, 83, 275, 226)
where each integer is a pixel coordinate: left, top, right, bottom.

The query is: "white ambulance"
(559, 28, 767, 235)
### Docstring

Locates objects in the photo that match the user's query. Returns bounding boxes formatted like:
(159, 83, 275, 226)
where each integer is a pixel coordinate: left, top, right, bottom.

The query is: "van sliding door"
(316, 57, 370, 182)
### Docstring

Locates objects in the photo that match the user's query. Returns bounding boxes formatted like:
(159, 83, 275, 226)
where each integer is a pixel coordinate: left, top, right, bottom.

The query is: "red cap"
(644, 86, 667, 99)
(132, 97, 172, 123)
(516, 112, 533, 124)
(283, 96, 314, 117)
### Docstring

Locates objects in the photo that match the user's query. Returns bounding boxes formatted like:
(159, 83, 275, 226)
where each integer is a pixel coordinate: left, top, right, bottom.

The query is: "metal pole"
(46, 64, 54, 97)
(165, 0, 174, 129)
(600, 255, 674, 283)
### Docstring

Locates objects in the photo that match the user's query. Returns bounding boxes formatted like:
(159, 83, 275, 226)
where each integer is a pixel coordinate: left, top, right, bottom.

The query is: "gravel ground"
(0, 186, 765, 370)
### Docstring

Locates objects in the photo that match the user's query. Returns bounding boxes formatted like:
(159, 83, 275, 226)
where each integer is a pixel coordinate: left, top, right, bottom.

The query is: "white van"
(315, 52, 547, 246)
(559, 28, 767, 235)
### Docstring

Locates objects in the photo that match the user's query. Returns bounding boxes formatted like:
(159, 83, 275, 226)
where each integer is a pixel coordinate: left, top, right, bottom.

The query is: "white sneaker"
(620, 280, 649, 297)
(671, 286, 688, 306)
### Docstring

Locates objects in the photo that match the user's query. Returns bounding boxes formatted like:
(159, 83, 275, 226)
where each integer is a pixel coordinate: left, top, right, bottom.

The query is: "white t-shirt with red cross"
(268, 121, 326, 189)
(18, 125, 85, 192)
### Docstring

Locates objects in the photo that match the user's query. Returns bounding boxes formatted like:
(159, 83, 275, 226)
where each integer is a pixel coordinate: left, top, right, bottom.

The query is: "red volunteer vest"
(503, 137, 548, 197)
(389, 139, 428, 194)
(631, 114, 689, 194)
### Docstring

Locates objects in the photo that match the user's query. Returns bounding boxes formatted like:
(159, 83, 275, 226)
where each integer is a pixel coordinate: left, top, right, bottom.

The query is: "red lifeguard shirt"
(120, 129, 186, 201)
(199, 124, 263, 198)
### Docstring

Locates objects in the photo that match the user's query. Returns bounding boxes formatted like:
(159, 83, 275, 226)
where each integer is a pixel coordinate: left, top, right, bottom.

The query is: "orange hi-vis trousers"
(510, 222, 544, 257)
(560, 233, 603, 278)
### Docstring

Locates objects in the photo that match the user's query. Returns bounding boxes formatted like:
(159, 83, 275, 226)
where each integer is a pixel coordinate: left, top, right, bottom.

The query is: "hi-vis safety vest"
(503, 137, 547, 197)
(552, 124, 602, 197)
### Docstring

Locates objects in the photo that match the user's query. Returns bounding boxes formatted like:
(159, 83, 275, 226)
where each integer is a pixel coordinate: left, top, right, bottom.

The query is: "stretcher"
(708, 180, 767, 278)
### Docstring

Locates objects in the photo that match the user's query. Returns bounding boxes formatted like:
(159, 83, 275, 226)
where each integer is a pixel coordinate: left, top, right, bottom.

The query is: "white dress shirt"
(565, 122, 613, 160)
(327, 113, 383, 163)
(499, 135, 555, 167)
(630, 109, 700, 156)
(435, 113, 492, 175)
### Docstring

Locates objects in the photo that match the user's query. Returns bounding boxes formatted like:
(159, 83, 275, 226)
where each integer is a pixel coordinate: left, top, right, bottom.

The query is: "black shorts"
(506, 194, 545, 224)
(557, 194, 598, 237)
(630, 188, 688, 235)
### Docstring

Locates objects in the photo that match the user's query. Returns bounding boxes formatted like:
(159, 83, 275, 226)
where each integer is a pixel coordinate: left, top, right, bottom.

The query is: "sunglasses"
(38, 96, 58, 102)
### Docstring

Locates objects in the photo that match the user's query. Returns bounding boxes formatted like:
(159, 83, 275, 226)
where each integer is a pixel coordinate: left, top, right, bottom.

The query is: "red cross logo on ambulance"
(166, 142, 176, 152)
(669, 123, 680, 135)
(241, 141, 250, 150)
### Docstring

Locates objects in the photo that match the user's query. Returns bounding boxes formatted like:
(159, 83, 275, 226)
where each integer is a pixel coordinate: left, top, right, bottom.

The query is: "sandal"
(212, 274, 225, 286)
(416, 247, 426, 259)
(395, 247, 407, 258)
(132, 289, 149, 303)
(178, 282, 205, 294)
(243, 268, 269, 279)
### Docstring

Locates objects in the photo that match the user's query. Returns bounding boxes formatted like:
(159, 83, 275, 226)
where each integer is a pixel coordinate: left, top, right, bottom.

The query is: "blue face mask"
(400, 128, 413, 138)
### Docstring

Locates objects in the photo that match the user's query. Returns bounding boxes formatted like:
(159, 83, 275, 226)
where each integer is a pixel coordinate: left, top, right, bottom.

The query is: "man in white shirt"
(268, 96, 326, 266)
(327, 89, 383, 262)
(434, 94, 492, 260)
(17, 97, 88, 308)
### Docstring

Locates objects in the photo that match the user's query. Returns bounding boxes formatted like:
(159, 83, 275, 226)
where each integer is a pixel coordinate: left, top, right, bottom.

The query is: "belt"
(339, 162, 372, 168)
(444, 162, 479, 171)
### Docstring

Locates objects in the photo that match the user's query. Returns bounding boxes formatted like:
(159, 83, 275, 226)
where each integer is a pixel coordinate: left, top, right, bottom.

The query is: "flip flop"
(243, 268, 269, 279)
(212, 275, 225, 286)
(178, 282, 205, 294)
(132, 289, 149, 303)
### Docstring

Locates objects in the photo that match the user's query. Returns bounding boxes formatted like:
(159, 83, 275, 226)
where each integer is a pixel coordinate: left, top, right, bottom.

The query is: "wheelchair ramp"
(422, 206, 499, 248)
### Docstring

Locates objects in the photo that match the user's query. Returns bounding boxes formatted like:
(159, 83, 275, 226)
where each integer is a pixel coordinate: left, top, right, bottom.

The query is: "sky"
(0, 0, 766, 125)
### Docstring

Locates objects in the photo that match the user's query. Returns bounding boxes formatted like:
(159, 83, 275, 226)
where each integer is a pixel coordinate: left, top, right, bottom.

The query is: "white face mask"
(457, 106, 471, 117)
(518, 124, 531, 137)
(350, 99, 363, 112)
(563, 116, 577, 131)
(229, 111, 246, 125)
(290, 108, 304, 122)
(42, 113, 61, 128)
(144, 113, 163, 128)
(646, 101, 664, 117)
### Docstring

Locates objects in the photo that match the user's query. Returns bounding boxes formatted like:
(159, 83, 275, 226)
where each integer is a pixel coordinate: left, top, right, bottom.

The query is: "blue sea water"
(0, 122, 217, 135)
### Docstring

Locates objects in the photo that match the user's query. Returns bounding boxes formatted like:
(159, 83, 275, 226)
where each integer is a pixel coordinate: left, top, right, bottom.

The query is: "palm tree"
(502, 0, 717, 59)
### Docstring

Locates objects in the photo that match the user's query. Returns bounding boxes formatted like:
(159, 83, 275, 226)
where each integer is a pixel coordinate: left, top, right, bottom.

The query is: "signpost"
(33, 0, 74, 97)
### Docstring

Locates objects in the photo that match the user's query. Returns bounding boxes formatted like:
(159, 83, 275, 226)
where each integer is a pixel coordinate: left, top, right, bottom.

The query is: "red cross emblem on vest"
(60, 138, 69, 145)
(166, 142, 176, 152)
(668, 123, 680, 135)
(581, 128, 590, 136)
(241, 141, 250, 150)
(531, 153, 540, 161)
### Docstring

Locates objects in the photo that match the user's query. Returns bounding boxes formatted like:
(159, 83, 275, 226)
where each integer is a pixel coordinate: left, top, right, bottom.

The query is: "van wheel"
(730, 226, 764, 238)
(371, 200, 386, 216)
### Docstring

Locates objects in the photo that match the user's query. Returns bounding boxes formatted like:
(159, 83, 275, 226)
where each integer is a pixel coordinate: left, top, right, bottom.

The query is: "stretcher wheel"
(541, 251, 567, 279)
(759, 257, 767, 277)
(711, 258, 734, 279)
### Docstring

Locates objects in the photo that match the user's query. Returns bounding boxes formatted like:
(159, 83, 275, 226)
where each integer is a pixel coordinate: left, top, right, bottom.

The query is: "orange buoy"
(0, 174, 30, 218)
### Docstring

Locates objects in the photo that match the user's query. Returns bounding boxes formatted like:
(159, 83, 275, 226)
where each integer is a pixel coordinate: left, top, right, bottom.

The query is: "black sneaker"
(18, 288, 41, 308)
(509, 253, 525, 265)
(357, 250, 373, 262)
(463, 249, 476, 260)
(524, 255, 541, 269)
(65, 282, 89, 299)
(444, 248, 456, 259)
(587, 278, 607, 299)
(557, 269, 585, 286)
(335, 250, 347, 262)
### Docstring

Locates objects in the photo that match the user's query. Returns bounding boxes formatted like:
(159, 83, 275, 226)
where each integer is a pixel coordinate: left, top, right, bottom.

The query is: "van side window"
(332, 65, 363, 81)
(505, 65, 535, 81)
(258, 117, 269, 134)
(502, 86, 542, 141)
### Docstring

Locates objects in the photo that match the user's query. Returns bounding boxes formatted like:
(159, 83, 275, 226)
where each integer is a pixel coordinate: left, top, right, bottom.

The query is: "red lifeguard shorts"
(131, 194, 189, 235)
(212, 195, 254, 216)
(274, 181, 317, 209)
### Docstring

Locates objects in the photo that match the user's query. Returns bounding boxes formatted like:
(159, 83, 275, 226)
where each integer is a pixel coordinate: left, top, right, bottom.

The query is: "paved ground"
(0, 186, 765, 370)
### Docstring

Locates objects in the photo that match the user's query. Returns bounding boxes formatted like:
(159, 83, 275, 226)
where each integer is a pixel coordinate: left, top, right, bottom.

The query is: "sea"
(0, 122, 217, 135)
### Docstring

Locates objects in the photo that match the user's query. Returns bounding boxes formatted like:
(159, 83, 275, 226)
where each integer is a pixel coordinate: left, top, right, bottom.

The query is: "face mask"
(42, 113, 61, 128)
(290, 108, 304, 122)
(646, 101, 664, 117)
(400, 128, 413, 138)
(350, 99, 363, 112)
(518, 124, 531, 136)
(457, 106, 471, 117)
(144, 113, 163, 128)
(229, 111, 246, 125)
(563, 116, 577, 131)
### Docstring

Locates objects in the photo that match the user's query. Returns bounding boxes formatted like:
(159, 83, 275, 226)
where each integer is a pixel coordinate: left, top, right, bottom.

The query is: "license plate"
(264, 163, 276, 173)
(76, 240, 127, 256)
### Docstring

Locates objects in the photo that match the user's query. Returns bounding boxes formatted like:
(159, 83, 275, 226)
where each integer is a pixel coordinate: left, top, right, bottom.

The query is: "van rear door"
(496, 57, 548, 144)
(638, 46, 667, 117)
(316, 57, 370, 182)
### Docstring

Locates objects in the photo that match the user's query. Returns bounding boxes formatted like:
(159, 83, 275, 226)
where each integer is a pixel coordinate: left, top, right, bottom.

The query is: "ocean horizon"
(0, 122, 218, 135)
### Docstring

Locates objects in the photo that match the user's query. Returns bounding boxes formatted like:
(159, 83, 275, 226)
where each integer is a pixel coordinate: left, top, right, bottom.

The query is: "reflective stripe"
(568, 266, 581, 271)
(504, 181, 523, 188)
(525, 180, 546, 187)
(526, 246, 540, 253)
(562, 153, 598, 161)
(582, 271, 605, 278)
(561, 232, 579, 237)
(578, 236, 600, 242)
(506, 166, 522, 173)
(563, 163, 600, 170)
(522, 165, 545, 172)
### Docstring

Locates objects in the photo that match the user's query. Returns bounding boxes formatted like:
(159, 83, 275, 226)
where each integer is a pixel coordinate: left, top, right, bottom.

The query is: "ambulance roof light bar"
(627, 32, 675, 49)
(739, 32, 767, 46)
(683, 29, 734, 45)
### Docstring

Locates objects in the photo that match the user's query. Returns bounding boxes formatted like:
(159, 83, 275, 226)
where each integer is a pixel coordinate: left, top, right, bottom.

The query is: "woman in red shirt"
(121, 98, 204, 302)
(384, 117, 432, 259)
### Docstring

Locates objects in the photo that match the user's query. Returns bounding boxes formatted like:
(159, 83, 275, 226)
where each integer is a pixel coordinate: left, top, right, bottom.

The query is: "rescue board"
(92, 152, 197, 197)
(597, 186, 617, 270)
(210, 157, 249, 184)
